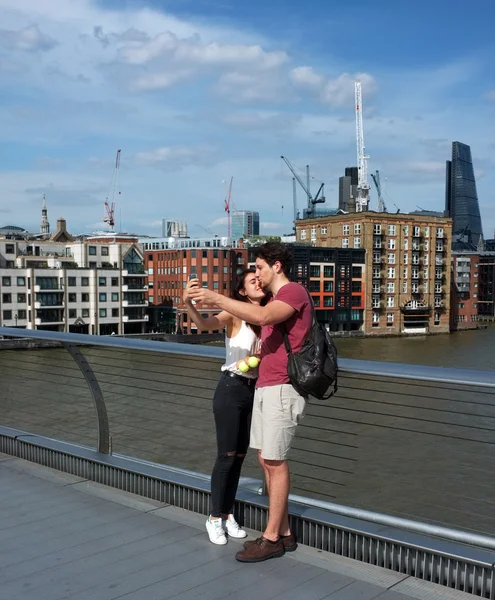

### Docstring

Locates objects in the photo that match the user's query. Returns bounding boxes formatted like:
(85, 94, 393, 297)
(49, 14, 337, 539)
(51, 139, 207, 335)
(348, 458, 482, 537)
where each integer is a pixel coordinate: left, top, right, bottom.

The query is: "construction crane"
(355, 81, 370, 212)
(281, 156, 325, 218)
(370, 170, 387, 213)
(195, 224, 219, 237)
(104, 149, 121, 232)
(222, 177, 234, 238)
(292, 178, 299, 224)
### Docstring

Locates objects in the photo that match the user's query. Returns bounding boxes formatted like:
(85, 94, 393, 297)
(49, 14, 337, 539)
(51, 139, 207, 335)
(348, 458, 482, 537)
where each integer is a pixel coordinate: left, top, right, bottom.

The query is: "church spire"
(41, 194, 50, 235)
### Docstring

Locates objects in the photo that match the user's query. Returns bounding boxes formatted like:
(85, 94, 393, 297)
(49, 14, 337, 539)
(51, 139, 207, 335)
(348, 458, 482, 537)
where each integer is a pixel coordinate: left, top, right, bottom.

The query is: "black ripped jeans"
(210, 371, 255, 518)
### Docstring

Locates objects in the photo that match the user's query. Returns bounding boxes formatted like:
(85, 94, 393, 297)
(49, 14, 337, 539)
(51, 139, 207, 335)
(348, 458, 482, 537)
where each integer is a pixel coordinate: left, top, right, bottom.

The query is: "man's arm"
(188, 288, 295, 326)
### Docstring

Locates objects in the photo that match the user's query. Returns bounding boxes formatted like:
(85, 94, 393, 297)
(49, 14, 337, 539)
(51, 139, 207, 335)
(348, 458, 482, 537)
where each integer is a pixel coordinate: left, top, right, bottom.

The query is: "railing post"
(63, 343, 111, 454)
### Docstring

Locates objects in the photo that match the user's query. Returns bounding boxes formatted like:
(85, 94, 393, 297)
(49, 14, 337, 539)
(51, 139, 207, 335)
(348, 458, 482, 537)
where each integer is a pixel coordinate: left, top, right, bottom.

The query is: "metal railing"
(1, 326, 495, 597)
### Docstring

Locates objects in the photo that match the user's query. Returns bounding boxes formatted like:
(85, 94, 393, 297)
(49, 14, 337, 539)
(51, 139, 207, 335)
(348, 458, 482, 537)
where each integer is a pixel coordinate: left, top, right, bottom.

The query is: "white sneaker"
(206, 516, 228, 545)
(223, 514, 247, 539)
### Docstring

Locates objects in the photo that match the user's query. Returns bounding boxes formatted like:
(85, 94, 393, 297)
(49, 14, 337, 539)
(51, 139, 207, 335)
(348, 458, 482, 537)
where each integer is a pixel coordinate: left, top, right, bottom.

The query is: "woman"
(183, 269, 265, 545)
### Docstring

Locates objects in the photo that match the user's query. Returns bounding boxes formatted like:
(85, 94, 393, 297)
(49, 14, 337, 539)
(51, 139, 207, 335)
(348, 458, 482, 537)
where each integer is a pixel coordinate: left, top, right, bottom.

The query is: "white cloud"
(130, 70, 192, 91)
(290, 67, 377, 107)
(216, 71, 285, 102)
(134, 146, 214, 170)
(212, 216, 229, 226)
(0, 24, 57, 52)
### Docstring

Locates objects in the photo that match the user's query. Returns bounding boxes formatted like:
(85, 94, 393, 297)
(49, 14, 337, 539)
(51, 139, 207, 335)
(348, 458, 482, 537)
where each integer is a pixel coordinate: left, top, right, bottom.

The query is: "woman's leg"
(221, 383, 254, 516)
(210, 375, 243, 519)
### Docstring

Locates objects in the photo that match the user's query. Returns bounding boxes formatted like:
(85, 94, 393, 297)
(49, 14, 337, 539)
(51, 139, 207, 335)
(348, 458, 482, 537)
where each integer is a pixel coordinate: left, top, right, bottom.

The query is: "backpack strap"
(279, 285, 315, 355)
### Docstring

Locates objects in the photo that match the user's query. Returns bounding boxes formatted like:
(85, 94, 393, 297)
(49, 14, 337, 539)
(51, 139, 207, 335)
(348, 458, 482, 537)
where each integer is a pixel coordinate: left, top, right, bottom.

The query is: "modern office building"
(338, 167, 358, 213)
(296, 212, 453, 335)
(162, 219, 188, 238)
(231, 211, 260, 240)
(141, 236, 247, 333)
(445, 142, 483, 247)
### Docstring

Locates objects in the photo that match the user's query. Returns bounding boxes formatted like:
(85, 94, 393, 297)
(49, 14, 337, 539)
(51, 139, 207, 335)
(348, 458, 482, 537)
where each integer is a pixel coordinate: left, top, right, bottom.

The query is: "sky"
(0, 0, 494, 239)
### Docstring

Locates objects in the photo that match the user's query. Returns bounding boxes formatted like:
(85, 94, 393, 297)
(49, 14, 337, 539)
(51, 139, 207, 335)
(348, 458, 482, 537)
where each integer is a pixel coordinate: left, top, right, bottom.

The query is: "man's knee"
(263, 458, 286, 470)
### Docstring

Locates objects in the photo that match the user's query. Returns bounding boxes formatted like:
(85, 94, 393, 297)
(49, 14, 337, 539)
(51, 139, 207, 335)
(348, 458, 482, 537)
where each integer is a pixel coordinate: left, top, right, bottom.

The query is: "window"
(202, 266, 208, 274)
(388, 239, 396, 250)
(81, 277, 89, 286)
(373, 252, 381, 263)
(342, 238, 349, 248)
(352, 266, 362, 278)
(372, 296, 380, 308)
(82, 308, 89, 318)
(373, 267, 380, 278)
(402, 282, 407, 293)
(403, 225, 409, 236)
(310, 265, 320, 278)
(99, 308, 107, 318)
(5, 244, 15, 254)
(213, 266, 219, 274)
(69, 309, 77, 319)
(112, 308, 119, 317)
(202, 250, 207, 258)
(312, 296, 320, 307)
(213, 282, 219, 289)
(3, 310, 12, 320)
(354, 237, 361, 248)
(310, 227, 317, 240)
(300, 230, 307, 240)
(387, 267, 395, 279)
(17, 293, 26, 303)
(343, 224, 350, 235)
(323, 296, 333, 307)
(387, 312, 394, 325)
(18, 309, 26, 320)
(2, 294, 12, 303)
(223, 266, 228, 274)
(111, 278, 119, 286)
(191, 250, 196, 258)
(387, 282, 395, 293)
(404, 254, 408, 265)
(82, 293, 89, 302)
(111, 293, 119, 302)
(372, 311, 380, 326)
(404, 239, 409, 250)
(309, 281, 320, 292)
(403, 268, 408, 279)
(351, 296, 361, 307)
(68, 277, 76, 287)
(321, 227, 327, 234)
(437, 228, 444, 238)
(99, 277, 106, 286)
(434, 312, 440, 325)
(68, 293, 77, 303)
(99, 293, 107, 302)
(388, 254, 395, 264)
(17, 277, 26, 286)
(213, 250, 219, 258)
(423, 268, 429, 279)
(2, 277, 11, 286)
(351, 281, 362, 292)
(89, 246, 97, 255)
(435, 283, 442, 294)
(354, 224, 361, 234)
(388, 224, 396, 236)
(412, 283, 419, 293)
(413, 226, 421, 237)
(374, 224, 381, 235)
(387, 296, 394, 307)
(323, 281, 334, 292)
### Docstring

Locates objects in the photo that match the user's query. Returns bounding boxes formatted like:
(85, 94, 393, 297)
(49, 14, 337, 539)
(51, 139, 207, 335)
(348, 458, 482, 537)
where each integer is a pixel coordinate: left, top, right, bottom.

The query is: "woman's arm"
(183, 278, 233, 332)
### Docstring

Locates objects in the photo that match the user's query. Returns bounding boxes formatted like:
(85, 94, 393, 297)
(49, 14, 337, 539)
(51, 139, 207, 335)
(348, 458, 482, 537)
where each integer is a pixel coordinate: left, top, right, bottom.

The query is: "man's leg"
(262, 459, 291, 541)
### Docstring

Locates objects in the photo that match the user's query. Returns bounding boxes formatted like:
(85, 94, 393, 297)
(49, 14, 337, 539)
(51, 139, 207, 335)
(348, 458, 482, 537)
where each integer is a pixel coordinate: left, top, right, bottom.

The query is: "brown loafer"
(243, 533, 297, 552)
(235, 536, 285, 563)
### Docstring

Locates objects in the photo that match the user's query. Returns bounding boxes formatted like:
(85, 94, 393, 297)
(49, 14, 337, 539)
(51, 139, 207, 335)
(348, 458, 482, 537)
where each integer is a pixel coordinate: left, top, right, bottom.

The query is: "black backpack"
(280, 288, 338, 400)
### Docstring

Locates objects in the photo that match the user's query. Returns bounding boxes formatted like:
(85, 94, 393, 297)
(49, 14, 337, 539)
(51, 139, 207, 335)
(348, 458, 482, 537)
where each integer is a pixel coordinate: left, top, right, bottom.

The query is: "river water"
(335, 325, 495, 371)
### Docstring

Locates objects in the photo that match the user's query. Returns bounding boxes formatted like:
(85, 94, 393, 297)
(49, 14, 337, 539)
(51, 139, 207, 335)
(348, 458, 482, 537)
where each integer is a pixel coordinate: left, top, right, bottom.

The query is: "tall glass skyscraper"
(231, 211, 260, 240)
(445, 141, 483, 245)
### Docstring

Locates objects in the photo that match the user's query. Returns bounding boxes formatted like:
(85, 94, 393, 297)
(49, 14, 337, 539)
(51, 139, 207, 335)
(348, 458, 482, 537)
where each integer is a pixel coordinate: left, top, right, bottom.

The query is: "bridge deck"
(0, 455, 473, 600)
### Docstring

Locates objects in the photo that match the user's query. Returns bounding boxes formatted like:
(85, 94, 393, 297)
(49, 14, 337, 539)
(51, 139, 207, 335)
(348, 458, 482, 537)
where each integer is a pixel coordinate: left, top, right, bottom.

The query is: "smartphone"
(189, 273, 197, 304)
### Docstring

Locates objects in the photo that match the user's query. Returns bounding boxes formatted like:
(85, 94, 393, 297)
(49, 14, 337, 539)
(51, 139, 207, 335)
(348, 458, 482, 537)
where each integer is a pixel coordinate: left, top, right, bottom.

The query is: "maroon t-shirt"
(257, 282, 312, 388)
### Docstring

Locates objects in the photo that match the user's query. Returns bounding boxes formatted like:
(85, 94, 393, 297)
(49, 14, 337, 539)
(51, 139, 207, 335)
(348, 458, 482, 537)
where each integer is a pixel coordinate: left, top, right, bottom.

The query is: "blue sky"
(0, 0, 494, 238)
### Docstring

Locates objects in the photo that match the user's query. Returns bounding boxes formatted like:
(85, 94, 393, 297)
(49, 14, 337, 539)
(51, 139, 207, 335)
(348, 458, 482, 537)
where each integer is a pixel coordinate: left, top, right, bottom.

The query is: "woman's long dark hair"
(232, 268, 267, 336)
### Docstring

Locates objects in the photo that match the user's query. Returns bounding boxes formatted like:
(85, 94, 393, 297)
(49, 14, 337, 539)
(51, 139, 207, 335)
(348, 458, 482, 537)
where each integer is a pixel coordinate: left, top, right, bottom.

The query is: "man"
(188, 242, 312, 563)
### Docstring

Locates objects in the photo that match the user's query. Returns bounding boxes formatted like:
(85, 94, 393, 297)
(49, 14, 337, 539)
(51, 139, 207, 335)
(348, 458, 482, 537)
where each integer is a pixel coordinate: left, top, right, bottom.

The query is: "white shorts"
(250, 384, 306, 461)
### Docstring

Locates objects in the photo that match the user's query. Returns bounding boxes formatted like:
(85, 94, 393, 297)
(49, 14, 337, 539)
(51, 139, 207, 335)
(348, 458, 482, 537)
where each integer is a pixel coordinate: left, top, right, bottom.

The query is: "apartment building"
(0, 224, 148, 334)
(450, 253, 480, 330)
(296, 212, 453, 335)
(141, 236, 247, 333)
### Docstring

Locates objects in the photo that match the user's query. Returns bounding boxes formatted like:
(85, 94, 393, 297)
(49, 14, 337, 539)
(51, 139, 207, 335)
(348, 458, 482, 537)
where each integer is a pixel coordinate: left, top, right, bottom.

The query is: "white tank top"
(221, 320, 261, 379)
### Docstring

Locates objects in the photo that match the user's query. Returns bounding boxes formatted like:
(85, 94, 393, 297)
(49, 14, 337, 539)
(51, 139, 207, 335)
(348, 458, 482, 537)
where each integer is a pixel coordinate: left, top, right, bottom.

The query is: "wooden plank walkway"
(0, 455, 473, 600)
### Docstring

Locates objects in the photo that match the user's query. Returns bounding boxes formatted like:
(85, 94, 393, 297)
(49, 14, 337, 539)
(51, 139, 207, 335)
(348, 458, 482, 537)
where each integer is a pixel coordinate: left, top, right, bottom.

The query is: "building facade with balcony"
(141, 236, 247, 333)
(296, 212, 453, 335)
(0, 234, 148, 335)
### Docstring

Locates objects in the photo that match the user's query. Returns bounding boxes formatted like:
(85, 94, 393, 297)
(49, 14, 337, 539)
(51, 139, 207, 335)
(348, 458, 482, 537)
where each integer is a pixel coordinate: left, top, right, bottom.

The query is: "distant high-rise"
(338, 167, 358, 212)
(231, 211, 260, 240)
(40, 194, 50, 235)
(162, 219, 188, 238)
(445, 142, 483, 245)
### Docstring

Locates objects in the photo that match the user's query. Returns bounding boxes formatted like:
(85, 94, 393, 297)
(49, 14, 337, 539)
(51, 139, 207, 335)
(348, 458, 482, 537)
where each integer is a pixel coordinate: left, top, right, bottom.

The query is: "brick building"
(296, 212, 452, 335)
(450, 253, 480, 330)
(141, 237, 247, 333)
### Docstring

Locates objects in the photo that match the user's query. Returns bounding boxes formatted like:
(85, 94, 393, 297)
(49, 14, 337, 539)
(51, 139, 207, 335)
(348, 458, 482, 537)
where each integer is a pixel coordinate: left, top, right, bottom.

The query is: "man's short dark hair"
(254, 242, 292, 277)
